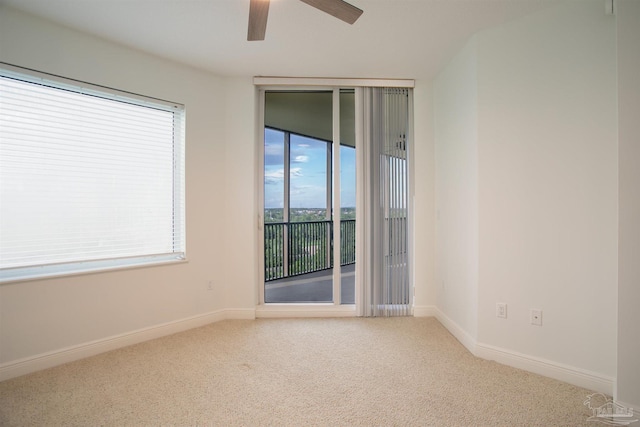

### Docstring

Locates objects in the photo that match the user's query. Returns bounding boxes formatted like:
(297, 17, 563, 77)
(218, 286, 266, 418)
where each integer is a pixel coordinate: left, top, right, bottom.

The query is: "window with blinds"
(0, 66, 186, 282)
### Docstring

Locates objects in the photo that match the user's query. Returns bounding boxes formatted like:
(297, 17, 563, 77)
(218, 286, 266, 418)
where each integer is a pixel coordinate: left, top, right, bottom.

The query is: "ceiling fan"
(248, 0, 363, 41)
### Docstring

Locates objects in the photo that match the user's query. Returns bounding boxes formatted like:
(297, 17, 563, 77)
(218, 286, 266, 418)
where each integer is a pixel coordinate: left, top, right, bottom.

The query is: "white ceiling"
(0, 0, 564, 80)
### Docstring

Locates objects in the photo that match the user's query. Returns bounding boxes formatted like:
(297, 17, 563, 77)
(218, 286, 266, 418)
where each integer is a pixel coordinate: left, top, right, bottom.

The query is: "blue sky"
(264, 128, 355, 209)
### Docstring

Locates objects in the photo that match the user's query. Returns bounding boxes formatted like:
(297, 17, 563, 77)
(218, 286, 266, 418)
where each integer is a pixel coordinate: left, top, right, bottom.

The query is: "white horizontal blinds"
(362, 87, 411, 317)
(0, 70, 185, 277)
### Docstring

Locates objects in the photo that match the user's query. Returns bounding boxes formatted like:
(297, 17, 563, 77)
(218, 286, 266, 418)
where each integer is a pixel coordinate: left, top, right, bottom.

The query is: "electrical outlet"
(207, 280, 213, 291)
(496, 303, 507, 319)
(531, 309, 542, 326)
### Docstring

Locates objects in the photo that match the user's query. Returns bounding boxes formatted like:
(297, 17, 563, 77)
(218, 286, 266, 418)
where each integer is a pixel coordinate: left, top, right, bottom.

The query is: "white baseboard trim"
(0, 308, 255, 382)
(222, 308, 257, 320)
(475, 342, 614, 395)
(615, 400, 639, 413)
(432, 307, 477, 354)
(431, 307, 614, 396)
(255, 304, 357, 318)
(412, 305, 438, 317)
(613, 381, 640, 409)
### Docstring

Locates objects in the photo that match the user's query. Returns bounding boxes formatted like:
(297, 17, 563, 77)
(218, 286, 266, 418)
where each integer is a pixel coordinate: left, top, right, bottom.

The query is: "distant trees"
(264, 209, 284, 223)
(264, 208, 355, 223)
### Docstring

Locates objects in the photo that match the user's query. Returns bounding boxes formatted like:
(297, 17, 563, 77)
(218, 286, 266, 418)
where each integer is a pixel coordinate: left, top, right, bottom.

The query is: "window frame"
(0, 64, 186, 283)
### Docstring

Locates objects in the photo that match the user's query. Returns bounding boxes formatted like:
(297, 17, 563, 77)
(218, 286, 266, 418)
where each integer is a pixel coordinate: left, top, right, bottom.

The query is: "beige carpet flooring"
(0, 317, 599, 426)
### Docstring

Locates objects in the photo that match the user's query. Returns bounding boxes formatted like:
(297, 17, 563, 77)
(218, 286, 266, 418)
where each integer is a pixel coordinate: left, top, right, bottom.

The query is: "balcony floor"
(265, 263, 355, 304)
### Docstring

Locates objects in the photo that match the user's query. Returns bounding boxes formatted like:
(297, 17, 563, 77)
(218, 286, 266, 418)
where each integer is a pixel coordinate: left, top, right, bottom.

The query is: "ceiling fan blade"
(299, 0, 363, 25)
(248, 0, 270, 41)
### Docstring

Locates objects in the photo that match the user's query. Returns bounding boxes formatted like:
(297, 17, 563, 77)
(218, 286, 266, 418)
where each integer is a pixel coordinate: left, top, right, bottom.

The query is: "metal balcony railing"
(264, 219, 356, 282)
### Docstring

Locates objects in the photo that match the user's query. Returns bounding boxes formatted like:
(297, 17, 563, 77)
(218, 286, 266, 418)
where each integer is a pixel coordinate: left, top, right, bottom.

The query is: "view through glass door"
(262, 90, 355, 304)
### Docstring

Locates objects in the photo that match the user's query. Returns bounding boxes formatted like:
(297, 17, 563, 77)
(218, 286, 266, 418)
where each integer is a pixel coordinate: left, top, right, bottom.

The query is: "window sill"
(0, 256, 188, 285)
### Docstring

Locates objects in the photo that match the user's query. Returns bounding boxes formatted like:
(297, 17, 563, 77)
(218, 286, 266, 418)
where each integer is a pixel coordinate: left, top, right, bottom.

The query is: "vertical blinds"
(361, 87, 411, 317)
(0, 68, 185, 281)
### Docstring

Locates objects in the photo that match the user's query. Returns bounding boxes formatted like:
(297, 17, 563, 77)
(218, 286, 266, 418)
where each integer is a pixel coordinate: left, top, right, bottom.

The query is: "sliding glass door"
(258, 83, 412, 315)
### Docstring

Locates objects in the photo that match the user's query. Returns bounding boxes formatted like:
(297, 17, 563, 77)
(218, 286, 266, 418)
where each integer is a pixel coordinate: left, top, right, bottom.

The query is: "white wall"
(222, 78, 259, 310)
(433, 0, 618, 391)
(0, 7, 252, 378)
(616, 0, 640, 410)
(433, 38, 479, 342)
(412, 80, 436, 312)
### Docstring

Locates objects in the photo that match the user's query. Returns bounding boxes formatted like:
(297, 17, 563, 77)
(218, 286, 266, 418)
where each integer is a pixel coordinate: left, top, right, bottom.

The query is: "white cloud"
(293, 155, 309, 163)
(264, 169, 284, 184)
(265, 167, 303, 184)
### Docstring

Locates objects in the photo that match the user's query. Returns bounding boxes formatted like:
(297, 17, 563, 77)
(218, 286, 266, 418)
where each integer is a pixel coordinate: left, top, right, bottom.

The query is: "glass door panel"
(263, 91, 335, 303)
